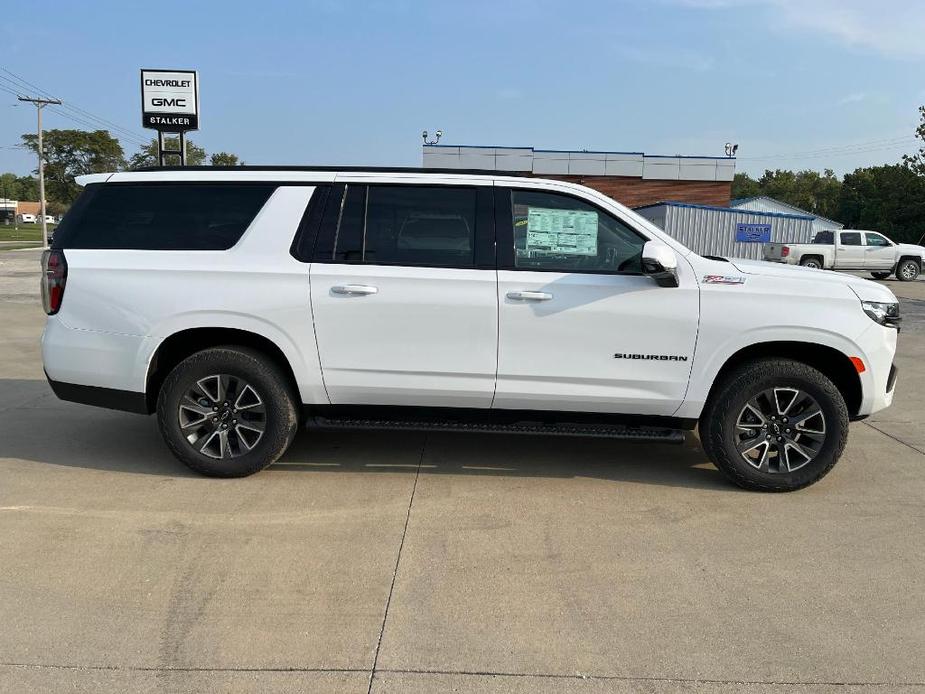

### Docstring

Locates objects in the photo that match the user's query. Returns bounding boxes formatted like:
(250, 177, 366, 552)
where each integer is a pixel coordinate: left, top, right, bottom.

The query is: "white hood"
(727, 257, 898, 303)
(895, 243, 925, 259)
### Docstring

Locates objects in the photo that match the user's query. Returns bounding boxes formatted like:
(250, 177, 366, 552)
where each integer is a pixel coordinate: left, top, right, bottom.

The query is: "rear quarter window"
(52, 183, 276, 250)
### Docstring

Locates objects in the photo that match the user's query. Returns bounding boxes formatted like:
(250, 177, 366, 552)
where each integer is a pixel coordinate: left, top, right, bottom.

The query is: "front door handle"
(331, 284, 379, 296)
(506, 290, 553, 301)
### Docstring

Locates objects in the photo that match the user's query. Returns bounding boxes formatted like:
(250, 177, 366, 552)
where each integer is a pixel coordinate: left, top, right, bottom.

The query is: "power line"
(0, 68, 149, 146)
(0, 69, 148, 144)
(0, 78, 145, 143)
(737, 136, 917, 161)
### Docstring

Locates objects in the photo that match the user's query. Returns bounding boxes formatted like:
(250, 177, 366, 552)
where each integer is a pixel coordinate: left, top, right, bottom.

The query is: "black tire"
(700, 359, 849, 492)
(896, 258, 920, 282)
(870, 271, 891, 280)
(156, 346, 299, 477)
(799, 256, 823, 269)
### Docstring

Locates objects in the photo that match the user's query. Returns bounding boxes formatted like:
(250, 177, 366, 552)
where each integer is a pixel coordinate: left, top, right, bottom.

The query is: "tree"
(838, 165, 925, 244)
(903, 105, 925, 176)
(20, 129, 125, 204)
(731, 172, 761, 199)
(0, 173, 38, 201)
(750, 168, 842, 220)
(209, 151, 242, 166)
(129, 137, 207, 169)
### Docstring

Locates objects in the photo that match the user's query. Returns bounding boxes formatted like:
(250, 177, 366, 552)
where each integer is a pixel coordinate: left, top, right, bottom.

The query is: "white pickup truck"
(764, 230, 924, 281)
(41, 167, 900, 491)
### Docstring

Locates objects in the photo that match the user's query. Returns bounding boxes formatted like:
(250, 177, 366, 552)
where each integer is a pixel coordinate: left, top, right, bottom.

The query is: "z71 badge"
(703, 275, 746, 285)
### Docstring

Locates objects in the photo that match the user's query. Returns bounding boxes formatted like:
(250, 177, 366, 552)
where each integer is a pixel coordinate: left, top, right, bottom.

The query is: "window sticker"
(525, 207, 598, 256)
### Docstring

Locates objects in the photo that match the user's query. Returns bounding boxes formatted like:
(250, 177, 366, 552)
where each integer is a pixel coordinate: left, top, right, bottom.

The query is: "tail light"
(41, 249, 67, 315)
(781, 246, 790, 257)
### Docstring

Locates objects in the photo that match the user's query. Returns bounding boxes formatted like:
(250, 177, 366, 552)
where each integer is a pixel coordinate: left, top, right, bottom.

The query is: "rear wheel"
(896, 259, 920, 282)
(870, 271, 891, 280)
(700, 359, 848, 492)
(157, 346, 299, 477)
(799, 257, 823, 269)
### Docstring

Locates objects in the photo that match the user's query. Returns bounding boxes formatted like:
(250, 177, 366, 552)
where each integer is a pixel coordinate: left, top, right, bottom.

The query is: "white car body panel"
(494, 259, 698, 415)
(310, 263, 498, 408)
(43, 186, 329, 406)
(41, 170, 900, 427)
(675, 257, 895, 418)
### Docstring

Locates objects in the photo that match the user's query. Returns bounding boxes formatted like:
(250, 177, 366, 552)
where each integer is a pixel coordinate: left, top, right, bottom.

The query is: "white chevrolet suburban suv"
(41, 167, 900, 491)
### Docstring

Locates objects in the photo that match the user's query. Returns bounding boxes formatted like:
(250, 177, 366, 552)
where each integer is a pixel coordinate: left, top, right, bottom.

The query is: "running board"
(309, 416, 686, 444)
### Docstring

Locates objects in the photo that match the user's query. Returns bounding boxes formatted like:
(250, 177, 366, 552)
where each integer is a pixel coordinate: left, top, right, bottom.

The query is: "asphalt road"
(1, 250, 923, 693)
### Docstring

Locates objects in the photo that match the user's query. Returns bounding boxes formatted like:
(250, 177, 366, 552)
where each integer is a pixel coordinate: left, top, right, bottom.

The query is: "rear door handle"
(331, 284, 378, 296)
(506, 291, 553, 301)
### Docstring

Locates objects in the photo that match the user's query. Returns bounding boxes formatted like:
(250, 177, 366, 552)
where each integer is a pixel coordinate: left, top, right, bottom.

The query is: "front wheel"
(896, 259, 920, 282)
(157, 346, 299, 477)
(700, 359, 849, 492)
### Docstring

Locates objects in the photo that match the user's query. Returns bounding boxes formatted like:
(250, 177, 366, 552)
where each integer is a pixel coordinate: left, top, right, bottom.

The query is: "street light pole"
(18, 96, 62, 248)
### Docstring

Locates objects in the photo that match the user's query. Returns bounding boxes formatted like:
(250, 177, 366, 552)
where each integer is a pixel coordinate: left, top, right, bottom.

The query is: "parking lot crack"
(862, 420, 925, 455)
(375, 667, 925, 688)
(366, 433, 426, 694)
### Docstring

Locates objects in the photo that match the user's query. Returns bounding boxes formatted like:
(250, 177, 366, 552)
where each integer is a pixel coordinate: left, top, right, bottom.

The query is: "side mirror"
(641, 241, 679, 288)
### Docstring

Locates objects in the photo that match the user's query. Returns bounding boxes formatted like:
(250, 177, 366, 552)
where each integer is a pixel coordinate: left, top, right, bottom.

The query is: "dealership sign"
(735, 222, 771, 243)
(140, 69, 199, 131)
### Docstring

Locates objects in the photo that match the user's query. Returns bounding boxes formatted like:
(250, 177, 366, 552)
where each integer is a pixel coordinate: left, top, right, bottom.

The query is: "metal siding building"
(730, 196, 843, 235)
(635, 202, 814, 260)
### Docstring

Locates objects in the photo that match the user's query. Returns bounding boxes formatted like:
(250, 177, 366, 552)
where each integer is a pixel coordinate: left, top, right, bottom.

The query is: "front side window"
(510, 190, 645, 273)
(865, 233, 890, 247)
(334, 185, 477, 267)
(840, 232, 862, 246)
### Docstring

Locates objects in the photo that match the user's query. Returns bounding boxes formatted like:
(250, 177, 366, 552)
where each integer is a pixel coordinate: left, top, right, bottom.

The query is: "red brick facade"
(542, 175, 732, 209)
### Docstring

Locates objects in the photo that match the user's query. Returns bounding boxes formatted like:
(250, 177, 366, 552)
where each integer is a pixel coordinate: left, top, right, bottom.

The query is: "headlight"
(862, 300, 900, 327)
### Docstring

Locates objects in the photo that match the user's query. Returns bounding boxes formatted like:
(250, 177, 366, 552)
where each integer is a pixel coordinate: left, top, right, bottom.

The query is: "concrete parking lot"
(1, 249, 924, 693)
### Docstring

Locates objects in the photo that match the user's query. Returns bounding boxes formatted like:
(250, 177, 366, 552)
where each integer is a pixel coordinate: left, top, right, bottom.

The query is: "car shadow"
(0, 378, 732, 490)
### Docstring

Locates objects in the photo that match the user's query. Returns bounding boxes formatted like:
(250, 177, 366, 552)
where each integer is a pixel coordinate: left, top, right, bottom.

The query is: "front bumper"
(854, 322, 898, 417)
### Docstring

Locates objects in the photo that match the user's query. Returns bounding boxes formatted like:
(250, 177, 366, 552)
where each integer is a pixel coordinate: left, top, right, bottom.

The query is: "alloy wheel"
(178, 374, 267, 459)
(734, 387, 826, 473)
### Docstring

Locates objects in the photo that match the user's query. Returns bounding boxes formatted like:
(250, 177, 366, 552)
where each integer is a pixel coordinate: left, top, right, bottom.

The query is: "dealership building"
(423, 144, 736, 208)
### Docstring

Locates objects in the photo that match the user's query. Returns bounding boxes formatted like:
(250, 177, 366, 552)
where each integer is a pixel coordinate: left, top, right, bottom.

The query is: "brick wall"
(542, 175, 732, 209)
(16, 201, 41, 216)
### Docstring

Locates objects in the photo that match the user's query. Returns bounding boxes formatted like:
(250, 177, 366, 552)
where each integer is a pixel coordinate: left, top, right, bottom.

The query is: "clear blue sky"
(1, 0, 923, 178)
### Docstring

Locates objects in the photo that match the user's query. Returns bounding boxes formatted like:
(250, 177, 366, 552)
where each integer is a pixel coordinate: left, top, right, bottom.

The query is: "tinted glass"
(865, 233, 890, 247)
(813, 231, 833, 244)
(510, 190, 645, 273)
(336, 185, 477, 267)
(840, 232, 862, 246)
(52, 183, 276, 250)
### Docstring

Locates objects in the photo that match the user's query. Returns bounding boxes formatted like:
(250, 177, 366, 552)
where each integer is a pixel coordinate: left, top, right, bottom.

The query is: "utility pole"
(18, 96, 62, 248)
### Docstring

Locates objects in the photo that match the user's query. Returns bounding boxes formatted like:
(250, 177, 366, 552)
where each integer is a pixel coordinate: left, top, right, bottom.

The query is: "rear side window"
(52, 183, 276, 250)
(840, 232, 862, 246)
(334, 185, 478, 267)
